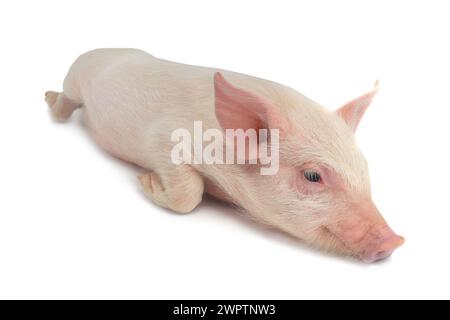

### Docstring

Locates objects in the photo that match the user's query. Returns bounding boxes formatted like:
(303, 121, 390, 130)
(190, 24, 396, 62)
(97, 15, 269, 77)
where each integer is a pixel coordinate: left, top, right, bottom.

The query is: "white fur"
(46, 48, 382, 257)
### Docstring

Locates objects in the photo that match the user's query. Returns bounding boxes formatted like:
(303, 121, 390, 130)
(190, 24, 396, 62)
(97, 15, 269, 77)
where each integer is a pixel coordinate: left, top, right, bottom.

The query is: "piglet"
(45, 49, 404, 262)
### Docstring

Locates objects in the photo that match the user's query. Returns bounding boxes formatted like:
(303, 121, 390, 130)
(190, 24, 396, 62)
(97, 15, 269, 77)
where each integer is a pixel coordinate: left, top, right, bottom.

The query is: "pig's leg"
(139, 165, 204, 213)
(45, 91, 82, 122)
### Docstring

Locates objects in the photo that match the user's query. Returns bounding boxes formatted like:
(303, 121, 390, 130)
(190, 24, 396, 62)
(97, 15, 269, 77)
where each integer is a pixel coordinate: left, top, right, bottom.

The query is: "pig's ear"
(337, 81, 379, 131)
(214, 72, 288, 136)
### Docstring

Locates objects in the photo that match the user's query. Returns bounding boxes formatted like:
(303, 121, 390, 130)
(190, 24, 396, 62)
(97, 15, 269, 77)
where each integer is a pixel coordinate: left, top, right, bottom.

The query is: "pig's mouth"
(320, 226, 358, 258)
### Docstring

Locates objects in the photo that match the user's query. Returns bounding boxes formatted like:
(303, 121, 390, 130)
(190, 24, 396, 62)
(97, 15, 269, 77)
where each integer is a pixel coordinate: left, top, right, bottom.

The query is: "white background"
(0, 0, 449, 299)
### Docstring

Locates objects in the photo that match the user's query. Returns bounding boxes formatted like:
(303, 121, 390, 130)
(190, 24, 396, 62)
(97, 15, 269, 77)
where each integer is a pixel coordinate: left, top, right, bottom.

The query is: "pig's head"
(214, 72, 404, 262)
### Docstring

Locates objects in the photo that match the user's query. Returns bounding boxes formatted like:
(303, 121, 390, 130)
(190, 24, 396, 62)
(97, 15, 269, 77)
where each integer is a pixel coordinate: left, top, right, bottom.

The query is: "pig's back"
(65, 48, 219, 164)
(64, 48, 311, 166)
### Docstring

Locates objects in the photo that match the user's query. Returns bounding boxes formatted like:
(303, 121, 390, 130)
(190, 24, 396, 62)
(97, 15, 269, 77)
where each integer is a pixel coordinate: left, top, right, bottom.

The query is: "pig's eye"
(304, 170, 321, 183)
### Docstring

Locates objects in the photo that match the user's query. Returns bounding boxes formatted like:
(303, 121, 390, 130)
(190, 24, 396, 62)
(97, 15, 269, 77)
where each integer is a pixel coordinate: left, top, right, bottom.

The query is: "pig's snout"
(327, 199, 404, 263)
(359, 225, 405, 263)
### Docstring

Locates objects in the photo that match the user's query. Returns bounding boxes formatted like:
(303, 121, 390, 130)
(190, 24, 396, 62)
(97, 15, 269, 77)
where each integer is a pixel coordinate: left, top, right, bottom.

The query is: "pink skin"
(297, 163, 404, 262)
(215, 73, 404, 262)
(47, 49, 401, 264)
(214, 72, 290, 137)
(337, 80, 379, 131)
(332, 81, 404, 261)
(329, 201, 405, 263)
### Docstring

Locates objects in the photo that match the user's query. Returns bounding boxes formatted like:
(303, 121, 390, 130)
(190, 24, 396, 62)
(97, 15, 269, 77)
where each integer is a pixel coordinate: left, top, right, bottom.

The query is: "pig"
(45, 48, 404, 262)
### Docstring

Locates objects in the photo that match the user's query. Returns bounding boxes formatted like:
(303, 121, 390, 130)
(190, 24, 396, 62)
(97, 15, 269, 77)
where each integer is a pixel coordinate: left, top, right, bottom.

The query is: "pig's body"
(52, 48, 317, 221)
(62, 49, 309, 166)
(46, 48, 404, 262)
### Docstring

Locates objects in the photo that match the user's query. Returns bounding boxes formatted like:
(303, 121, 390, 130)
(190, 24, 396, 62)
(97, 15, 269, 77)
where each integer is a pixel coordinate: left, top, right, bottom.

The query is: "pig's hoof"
(45, 91, 81, 122)
(139, 172, 170, 209)
(139, 172, 162, 194)
(45, 91, 59, 108)
(139, 170, 203, 214)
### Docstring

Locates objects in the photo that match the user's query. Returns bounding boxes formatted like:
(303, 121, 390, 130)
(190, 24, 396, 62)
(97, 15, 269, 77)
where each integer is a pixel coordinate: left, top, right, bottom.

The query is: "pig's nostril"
(373, 249, 394, 262)
(362, 248, 396, 263)
(358, 230, 405, 263)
